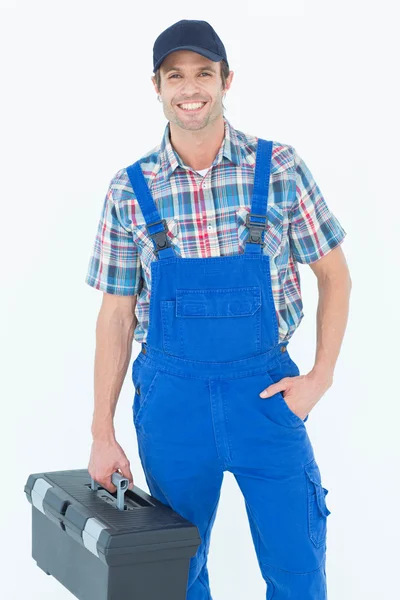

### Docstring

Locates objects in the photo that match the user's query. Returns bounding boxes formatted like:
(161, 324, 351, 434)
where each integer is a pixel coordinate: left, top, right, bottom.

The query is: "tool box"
(24, 469, 201, 599)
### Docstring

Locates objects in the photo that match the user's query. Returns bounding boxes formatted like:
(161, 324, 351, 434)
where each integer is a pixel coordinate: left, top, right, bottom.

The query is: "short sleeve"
(289, 148, 347, 264)
(85, 174, 142, 295)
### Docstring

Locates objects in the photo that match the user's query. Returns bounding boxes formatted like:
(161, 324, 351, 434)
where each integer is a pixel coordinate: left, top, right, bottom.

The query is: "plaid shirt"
(85, 117, 347, 343)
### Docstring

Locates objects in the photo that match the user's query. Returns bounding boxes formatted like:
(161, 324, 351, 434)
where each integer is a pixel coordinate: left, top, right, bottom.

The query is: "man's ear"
(224, 71, 234, 93)
(151, 76, 160, 95)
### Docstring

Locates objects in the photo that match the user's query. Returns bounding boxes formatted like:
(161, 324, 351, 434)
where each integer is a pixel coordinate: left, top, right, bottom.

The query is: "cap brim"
(154, 46, 224, 72)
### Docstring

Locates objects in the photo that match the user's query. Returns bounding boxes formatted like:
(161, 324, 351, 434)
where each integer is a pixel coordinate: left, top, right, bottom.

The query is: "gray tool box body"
(24, 469, 201, 599)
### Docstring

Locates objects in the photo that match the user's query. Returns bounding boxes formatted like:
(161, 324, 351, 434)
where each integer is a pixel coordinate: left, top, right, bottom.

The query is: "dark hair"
(154, 59, 230, 110)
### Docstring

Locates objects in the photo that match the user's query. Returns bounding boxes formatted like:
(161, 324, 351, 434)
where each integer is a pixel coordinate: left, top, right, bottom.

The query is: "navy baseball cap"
(153, 20, 229, 73)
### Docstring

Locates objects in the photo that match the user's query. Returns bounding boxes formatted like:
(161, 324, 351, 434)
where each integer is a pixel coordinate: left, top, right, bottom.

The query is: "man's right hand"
(88, 437, 134, 493)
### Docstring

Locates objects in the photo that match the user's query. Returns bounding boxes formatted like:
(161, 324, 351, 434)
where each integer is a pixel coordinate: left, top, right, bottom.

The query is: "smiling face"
(152, 50, 233, 132)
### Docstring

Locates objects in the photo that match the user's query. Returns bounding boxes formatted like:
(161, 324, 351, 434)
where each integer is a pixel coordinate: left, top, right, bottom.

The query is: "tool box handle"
(90, 472, 129, 511)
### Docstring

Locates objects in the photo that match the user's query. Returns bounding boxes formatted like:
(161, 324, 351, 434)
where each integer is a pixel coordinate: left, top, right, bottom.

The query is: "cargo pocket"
(304, 459, 331, 548)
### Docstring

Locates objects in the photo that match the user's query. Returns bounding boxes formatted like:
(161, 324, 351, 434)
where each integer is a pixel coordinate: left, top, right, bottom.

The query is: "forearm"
(310, 272, 352, 386)
(91, 309, 136, 441)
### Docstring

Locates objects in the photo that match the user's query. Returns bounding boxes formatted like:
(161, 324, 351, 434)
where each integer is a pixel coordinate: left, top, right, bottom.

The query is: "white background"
(1, 1, 399, 598)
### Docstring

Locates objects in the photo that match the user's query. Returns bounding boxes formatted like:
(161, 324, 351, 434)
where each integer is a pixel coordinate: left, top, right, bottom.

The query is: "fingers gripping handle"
(90, 472, 129, 511)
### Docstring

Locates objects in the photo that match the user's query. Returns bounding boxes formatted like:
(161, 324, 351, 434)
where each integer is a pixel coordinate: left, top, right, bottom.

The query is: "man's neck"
(168, 117, 225, 171)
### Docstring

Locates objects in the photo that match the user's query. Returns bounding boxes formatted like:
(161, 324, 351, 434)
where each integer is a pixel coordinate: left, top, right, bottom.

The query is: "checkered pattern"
(85, 117, 347, 343)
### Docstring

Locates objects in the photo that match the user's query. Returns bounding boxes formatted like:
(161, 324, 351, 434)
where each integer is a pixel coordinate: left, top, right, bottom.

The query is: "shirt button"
(280, 345, 287, 353)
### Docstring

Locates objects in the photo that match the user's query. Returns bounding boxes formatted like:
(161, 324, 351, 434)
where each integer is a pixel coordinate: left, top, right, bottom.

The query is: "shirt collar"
(159, 116, 252, 181)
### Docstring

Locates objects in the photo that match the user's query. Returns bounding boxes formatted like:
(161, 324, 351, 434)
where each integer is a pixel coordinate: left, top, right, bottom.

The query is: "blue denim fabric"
(126, 139, 331, 599)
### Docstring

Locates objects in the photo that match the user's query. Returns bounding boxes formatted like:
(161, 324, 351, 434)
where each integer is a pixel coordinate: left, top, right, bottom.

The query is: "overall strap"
(125, 161, 176, 260)
(244, 138, 273, 254)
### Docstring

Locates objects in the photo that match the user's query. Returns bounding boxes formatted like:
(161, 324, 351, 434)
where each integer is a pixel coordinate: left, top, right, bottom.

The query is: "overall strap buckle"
(146, 218, 171, 256)
(245, 212, 267, 246)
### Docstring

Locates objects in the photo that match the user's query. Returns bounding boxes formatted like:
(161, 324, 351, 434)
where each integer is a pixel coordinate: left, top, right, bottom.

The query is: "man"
(86, 19, 351, 600)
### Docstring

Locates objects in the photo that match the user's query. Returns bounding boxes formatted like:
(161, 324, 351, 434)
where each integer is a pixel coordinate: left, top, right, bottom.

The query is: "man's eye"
(169, 73, 211, 79)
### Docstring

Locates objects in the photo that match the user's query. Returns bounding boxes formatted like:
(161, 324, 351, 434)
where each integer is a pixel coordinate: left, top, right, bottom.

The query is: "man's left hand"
(259, 371, 333, 421)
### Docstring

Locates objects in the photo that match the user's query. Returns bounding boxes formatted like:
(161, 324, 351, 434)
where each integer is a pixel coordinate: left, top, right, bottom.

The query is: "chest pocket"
(236, 206, 284, 257)
(161, 286, 262, 361)
(176, 287, 261, 317)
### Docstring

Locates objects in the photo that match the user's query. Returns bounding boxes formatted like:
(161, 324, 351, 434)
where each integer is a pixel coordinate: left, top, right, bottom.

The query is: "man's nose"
(179, 79, 202, 95)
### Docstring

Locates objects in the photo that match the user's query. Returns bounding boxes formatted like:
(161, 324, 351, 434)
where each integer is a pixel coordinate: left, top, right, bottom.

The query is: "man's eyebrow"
(163, 65, 216, 74)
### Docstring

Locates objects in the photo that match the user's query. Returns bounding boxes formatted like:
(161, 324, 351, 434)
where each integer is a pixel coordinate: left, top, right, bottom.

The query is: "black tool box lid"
(24, 469, 201, 560)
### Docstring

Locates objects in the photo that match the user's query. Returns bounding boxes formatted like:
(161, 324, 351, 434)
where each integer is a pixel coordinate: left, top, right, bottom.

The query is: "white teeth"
(178, 102, 206, 110)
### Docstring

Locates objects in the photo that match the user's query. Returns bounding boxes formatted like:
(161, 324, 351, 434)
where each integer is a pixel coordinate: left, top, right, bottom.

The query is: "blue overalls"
(126, 138, 331, 599)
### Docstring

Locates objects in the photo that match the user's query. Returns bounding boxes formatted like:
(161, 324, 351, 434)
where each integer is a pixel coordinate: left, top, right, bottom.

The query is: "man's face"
(153, 50, 232, 131)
